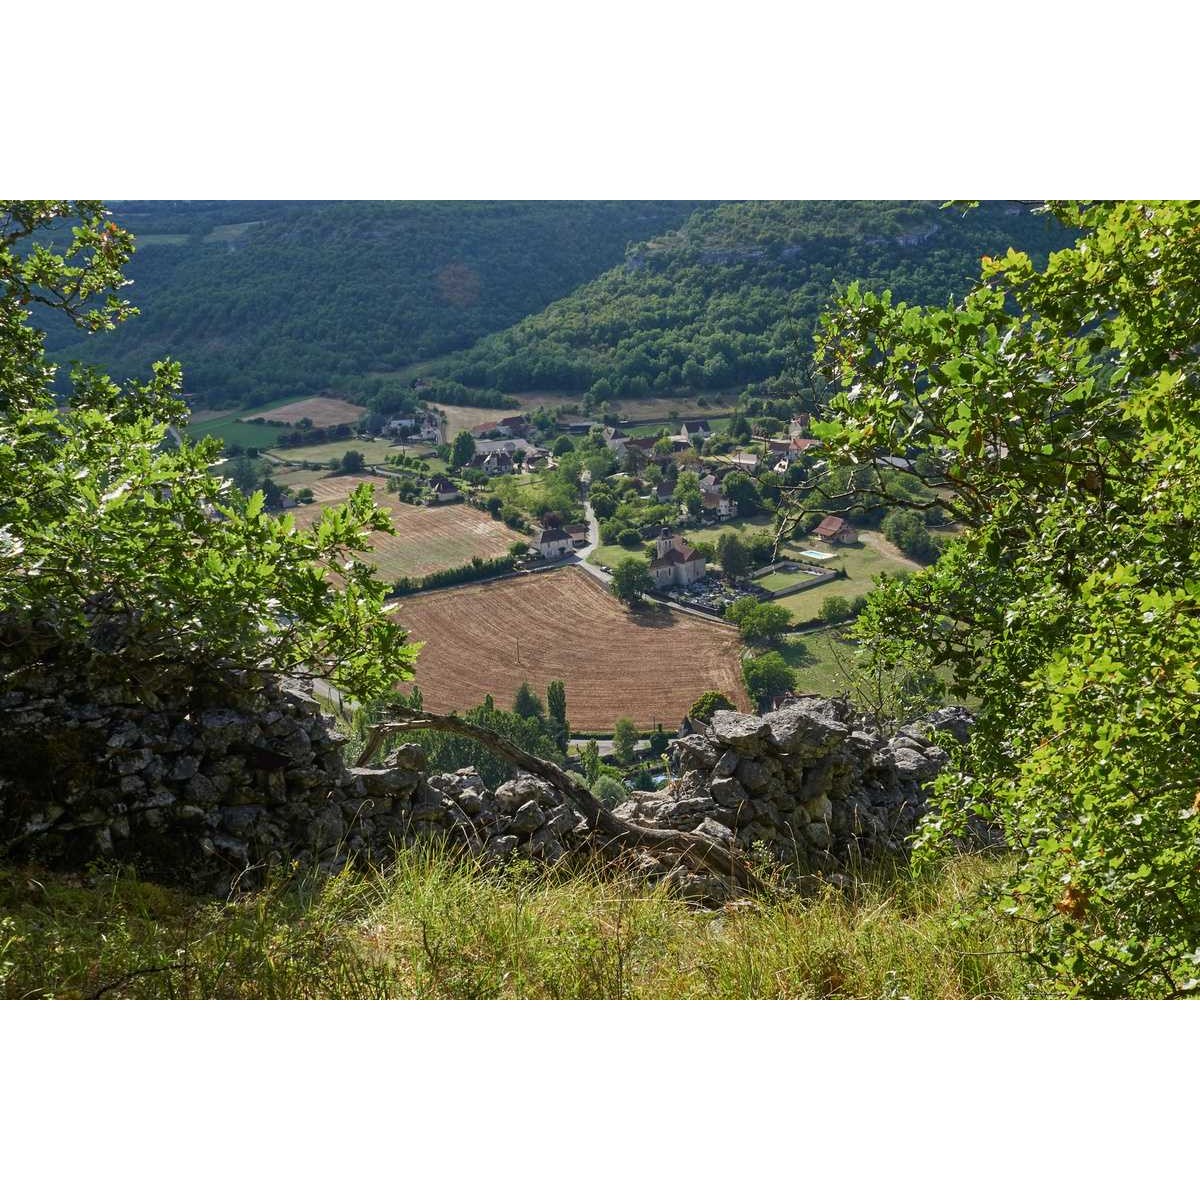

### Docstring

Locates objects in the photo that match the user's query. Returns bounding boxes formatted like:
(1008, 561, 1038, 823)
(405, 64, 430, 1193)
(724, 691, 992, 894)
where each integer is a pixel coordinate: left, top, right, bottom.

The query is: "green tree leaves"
(816, 201, 1200, 996)
(610, 558, 653, 605)
(742, 652, 795, 709)
(612, 717, 639, 765)
(450, 430, 476, 469)
(1, 201, 418, 706)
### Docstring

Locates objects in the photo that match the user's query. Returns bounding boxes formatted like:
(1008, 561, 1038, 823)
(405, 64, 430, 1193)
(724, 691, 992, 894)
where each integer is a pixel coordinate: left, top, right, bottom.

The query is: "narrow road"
(575, 498, 610, 586)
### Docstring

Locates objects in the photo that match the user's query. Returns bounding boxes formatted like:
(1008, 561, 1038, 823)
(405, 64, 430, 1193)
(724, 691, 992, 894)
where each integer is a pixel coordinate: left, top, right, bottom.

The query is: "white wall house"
(533, 527, 572, 559)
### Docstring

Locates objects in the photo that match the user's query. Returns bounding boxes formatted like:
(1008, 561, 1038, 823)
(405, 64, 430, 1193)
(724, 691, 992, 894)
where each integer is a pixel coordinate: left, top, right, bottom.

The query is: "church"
(647, 526, 707, 588)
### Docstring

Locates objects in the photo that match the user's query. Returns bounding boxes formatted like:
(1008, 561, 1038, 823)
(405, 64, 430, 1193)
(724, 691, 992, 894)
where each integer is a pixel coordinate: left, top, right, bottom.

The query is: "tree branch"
(360, 709, 767, 894)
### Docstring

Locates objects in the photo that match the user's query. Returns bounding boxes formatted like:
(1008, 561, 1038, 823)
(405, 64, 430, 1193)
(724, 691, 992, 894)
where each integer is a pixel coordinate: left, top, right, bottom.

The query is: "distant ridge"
(39, 200, 714, 406)
(435, 200, 1073, 399)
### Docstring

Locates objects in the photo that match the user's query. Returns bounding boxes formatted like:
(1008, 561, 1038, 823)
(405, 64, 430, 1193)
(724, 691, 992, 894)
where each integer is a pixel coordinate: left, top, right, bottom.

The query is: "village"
(191, 383, 941, 780)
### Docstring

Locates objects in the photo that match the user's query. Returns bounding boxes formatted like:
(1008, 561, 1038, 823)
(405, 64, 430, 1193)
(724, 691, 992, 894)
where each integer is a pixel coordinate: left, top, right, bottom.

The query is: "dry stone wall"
(0, 669, 591, 894)
(1, 662, 971, 896)
(619, 697, 974, 882)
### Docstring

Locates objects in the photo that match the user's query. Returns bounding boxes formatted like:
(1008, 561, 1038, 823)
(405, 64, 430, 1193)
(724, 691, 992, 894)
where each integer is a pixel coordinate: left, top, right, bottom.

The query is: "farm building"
(533, 526, 572, 560)
(564, 523, 589, 547)
(813, 515, 858, 545)
(429, 478, 461, 504)
(648, 527, 707, 587)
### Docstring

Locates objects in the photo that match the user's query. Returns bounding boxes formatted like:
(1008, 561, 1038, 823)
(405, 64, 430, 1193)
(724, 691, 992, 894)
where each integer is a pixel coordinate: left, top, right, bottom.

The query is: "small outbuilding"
(812, 515, 858, 546)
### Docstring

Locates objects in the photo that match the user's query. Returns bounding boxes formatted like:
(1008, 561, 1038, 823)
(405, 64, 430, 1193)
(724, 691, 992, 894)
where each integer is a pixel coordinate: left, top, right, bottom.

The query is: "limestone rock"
(510, 799, 546, 834)
(707, 710, 769, 752)
(693, 817, 734, 844)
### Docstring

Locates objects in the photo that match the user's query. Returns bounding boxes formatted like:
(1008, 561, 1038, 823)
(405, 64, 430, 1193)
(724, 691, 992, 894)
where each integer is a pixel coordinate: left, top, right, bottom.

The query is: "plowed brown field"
(266, 396, 368, 427)
(391, 566, 749, 730)
(291, 475, 516, 580)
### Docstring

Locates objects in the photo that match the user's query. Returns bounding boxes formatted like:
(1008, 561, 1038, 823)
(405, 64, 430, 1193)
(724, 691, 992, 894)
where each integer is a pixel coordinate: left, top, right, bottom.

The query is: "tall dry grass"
(0, 850, 1033, 1000)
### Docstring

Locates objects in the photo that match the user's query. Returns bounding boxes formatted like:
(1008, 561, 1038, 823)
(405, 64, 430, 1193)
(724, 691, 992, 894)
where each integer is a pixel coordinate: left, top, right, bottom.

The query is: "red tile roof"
(814, 515, 850, 538)
(651, 546, 704, 569)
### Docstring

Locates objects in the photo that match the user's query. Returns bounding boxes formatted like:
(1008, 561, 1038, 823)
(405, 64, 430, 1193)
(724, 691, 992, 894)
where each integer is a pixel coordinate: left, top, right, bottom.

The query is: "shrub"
(818, 596, 853, 624)
(591, 775, 627, 808)
(688, 691, 734, 722)
(390, 554, 517, 595)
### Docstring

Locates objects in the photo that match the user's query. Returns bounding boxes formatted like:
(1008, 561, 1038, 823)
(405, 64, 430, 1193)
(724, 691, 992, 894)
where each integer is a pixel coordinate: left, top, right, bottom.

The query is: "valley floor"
(0, 851, 1034, 1000)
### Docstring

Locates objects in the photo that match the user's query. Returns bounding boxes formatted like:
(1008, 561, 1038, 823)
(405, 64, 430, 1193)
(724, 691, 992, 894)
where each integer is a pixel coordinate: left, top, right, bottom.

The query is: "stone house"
(602, 426, 628, 453)
(648, 526, 707, 588)
(470, 447, 516, 476)
(429, 477, 461, 503)
(699, 491, 736, 519)
(383, 413, 440, 441)
(763, 435, 821, 463)
(470, 416, 530, 440)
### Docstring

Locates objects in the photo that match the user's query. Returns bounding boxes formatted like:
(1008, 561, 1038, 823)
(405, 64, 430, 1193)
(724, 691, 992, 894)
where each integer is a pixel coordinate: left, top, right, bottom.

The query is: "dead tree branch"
(359, 709, 767, 894)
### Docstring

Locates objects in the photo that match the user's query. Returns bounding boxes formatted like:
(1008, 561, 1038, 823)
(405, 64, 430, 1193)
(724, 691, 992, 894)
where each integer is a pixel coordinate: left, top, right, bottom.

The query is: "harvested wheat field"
(265, 395, 368, 428)
(291, 474, 517, 580)
(433, 401, 540, 441)
(392, 566, 749, 730)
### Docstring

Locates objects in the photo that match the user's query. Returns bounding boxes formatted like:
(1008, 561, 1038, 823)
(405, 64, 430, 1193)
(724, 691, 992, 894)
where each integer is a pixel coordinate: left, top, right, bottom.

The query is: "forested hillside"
(41, 201, 712, 406)
(438, 201, 1073, 398)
